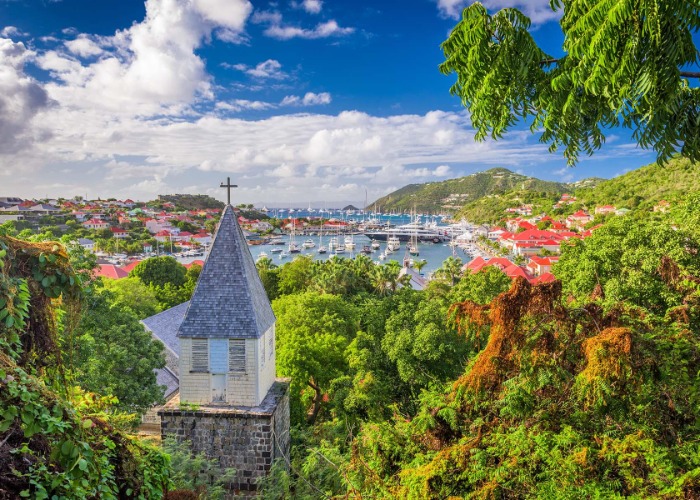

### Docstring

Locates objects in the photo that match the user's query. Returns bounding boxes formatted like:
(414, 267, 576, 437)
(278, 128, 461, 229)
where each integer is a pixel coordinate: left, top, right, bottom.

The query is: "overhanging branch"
(538, 58, 700, 79)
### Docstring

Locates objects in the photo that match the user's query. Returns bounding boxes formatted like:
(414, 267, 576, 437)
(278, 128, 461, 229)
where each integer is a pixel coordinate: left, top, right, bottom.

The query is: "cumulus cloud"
(437, 0, 559, 24)
(215, 99, 276, 112)
(0, 39, 51, 153)
(64, 35, 104, 57)
(1, 26, 28, 38)
(253, 10, 353, 40)
(281, 91, 331, 106)
(292, 0, 323, 14)
(229, 59, 288, 80)
(36, 0, 253, 115)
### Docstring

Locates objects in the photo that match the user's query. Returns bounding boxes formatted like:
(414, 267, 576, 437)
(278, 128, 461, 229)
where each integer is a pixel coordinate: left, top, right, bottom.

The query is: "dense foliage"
(440, 1, 700, 165)
(0, 234, 171, 498)
(258, 194, 700, 499)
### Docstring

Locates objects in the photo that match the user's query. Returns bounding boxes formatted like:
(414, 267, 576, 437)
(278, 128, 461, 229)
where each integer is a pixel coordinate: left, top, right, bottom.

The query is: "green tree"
(67, 286, 167, 415)
(440, 2, 700, 165)
(130, 256, 187, 288)
(273, 292, 358, 425)
(100, 277, 161, 319)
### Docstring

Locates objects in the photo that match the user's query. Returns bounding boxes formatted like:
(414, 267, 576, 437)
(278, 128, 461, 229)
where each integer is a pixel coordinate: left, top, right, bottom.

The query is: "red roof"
(95, 264, 128, 279)
(84, 218, 106, 225)
(155, 230, 171, 237)
(110, 227, 127, 233)
(121, 260, 142, 273)
(570, 210, 591, 218)
(532, 272, 556, 284)
(184, 260, 205, 269)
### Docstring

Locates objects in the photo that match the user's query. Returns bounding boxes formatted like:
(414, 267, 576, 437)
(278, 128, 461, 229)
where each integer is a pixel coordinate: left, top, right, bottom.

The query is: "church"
(141, 181, 290, 496)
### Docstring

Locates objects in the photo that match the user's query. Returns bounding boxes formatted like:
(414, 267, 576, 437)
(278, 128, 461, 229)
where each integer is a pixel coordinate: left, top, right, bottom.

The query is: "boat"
(408, 211, 419, 256)
(344, 235, 356, 251)
(270, 247, 283, 254)
(289, 218, 301, 253)
(279, 251, 289, 259)
(328, 236, 339, 253)
(363, 217, 446, 243)
(256, 252, 269, 261)
(361, 245, 372, 254)
(387, 236, 401, 252)
(268, 237, 285, 245)
(302, 239, 316, 249)
(318, 245, 328, 254)
(371, 240, 381, 250)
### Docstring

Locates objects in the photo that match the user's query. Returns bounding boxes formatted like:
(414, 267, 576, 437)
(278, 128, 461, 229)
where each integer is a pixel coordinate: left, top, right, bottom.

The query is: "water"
(248, 234, 470, 274)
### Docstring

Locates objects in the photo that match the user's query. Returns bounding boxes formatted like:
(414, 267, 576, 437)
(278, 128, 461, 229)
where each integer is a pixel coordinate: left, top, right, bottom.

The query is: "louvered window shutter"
(191, 338, 208, 372)
(228, 339, 246, 373)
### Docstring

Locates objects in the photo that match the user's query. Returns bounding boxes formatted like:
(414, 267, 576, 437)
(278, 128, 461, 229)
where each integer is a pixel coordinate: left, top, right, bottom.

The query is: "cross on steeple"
(220, 177, 238, 205)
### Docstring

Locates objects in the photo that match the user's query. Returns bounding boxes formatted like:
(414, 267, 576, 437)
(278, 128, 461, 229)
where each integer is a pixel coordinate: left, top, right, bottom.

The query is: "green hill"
(370, 168, 569, 213)
(574, 157, 700, 211)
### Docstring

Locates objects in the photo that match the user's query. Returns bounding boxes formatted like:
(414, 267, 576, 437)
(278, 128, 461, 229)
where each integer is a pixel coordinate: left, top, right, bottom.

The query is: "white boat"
(302, 239, 316, 249)
(328, 236, 339, 252)
(279, 251, 289, 259)
(270, 247, 283, 254)
(371, 241, 381, 250)
(256, 252, 269, 261)
(344, 235, 356, 251)
(387, 236, 400, 252)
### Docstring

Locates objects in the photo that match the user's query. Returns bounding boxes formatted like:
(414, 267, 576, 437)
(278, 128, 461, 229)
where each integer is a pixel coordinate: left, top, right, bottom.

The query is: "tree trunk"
(306, 379, 323, 425)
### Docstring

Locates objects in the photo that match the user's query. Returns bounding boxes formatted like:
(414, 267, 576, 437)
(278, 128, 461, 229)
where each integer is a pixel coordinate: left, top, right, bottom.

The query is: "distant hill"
(155, 194, 224, 210)
(370, 168, 569, 214)
(574, 157, 700, 211)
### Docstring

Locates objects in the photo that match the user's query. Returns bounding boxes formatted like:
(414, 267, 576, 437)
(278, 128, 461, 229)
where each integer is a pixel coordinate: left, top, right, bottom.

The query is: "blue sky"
(0, 0, 676, 205)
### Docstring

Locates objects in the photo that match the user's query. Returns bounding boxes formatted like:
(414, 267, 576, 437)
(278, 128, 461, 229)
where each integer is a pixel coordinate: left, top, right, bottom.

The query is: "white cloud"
(230, 59, 288, 80)
(292, 0, 323, 14)
(216, 99, 276, 112)
(253, 10, 354, 40)
(1, 26, 28, 38)
(36, 0, 253, 115)
(281, 91, 331, 106)
(0, 39, 51, 153)
(64, 35, 104, 57)
(437, 0, 559, 25)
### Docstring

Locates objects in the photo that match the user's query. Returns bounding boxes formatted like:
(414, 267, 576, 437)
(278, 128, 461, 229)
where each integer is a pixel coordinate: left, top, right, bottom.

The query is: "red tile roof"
(95, 264, 128, 279)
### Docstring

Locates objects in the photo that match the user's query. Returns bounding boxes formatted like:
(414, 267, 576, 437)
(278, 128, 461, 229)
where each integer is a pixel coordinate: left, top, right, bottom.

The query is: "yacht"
(302, 239, 316, 249)
(364, 218, 446, 243)
(256, 252, 269, 261)
(270, 247, 283, 254)
(317, 245, 328, 254)
(387, 236, 401, 252)
(344, 235, 356, 251)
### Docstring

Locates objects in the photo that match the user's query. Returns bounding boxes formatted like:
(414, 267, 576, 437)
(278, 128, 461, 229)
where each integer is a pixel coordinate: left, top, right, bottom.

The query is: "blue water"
(264, 209, 446, 227)
(249, 234, 471, 274)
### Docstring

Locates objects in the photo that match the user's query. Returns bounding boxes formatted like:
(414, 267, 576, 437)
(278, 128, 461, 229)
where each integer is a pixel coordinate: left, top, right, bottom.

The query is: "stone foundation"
(159, 380, 290, 497)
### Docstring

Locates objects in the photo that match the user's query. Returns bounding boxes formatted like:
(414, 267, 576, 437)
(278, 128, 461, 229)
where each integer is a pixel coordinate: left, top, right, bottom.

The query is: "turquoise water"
(250, 234, 472, 274)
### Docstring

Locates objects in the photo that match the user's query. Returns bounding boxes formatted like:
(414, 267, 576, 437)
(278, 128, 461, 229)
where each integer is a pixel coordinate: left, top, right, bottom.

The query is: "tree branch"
(538, 59, 700, 79)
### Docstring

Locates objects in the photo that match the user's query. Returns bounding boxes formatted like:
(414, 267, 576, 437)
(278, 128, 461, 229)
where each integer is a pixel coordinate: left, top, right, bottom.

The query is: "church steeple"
(177, 186, 276, 406)
(177, 204, 275, 340)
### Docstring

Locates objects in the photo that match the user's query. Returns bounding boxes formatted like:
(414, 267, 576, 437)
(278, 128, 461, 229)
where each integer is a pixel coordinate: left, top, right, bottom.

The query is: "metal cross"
(220, 177, 238, 205)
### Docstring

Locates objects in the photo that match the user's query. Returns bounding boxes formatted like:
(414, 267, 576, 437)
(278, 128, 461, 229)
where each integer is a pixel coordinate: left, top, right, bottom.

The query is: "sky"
(0, 0, 673, 206)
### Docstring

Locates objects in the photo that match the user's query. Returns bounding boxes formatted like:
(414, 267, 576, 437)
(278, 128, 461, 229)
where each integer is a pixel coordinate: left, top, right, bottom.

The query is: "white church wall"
(257, 326, 277, 405)
(178, 337, 211, 404)
(226, 337, 260, 406)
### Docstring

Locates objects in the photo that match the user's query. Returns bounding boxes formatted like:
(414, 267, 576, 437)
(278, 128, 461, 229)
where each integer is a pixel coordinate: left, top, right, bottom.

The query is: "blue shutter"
(210, 338, 228, 374)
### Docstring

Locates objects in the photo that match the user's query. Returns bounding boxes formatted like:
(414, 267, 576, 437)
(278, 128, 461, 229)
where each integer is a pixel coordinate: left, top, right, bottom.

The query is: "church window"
(268, 332, 274, 359)
(191, 338, 208, 372)
(228, 339, 246, 373)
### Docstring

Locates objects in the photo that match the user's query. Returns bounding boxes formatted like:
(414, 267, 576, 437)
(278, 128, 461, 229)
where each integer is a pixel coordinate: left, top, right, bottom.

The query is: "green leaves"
(441, 1, 700, 165)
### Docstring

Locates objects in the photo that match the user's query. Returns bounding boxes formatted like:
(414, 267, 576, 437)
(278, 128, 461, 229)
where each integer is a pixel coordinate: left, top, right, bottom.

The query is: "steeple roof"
(177, 205, 275, 339)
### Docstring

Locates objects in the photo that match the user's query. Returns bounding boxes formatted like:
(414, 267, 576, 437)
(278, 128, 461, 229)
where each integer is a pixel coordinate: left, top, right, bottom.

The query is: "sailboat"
(409, 210, 419, 256)
(317, 225, 328, 254)
(288, 218, 301, 253)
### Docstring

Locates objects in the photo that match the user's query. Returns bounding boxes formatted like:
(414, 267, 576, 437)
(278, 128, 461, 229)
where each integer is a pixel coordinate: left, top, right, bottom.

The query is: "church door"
(210, 339, 228, 402)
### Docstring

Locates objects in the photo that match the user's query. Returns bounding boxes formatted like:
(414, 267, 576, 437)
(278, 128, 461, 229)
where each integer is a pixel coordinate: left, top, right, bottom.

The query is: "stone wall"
(159, 380, 290, 497)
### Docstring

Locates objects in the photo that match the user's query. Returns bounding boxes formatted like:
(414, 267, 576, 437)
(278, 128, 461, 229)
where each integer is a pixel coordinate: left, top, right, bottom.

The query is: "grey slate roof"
(177, 205, 275, 339)
(155, 367, 179, 400)
(141, 301, 189, 356)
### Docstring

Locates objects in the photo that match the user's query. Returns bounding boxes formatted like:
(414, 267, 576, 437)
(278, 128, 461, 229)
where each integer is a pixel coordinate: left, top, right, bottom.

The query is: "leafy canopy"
(440, 1, 700, 164)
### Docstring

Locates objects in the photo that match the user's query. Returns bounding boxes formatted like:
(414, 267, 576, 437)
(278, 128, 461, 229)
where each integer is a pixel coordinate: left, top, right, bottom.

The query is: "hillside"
(370, 168, 569, 213)
(574, 157, 700, 210)
(156, 193, 224, 210)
